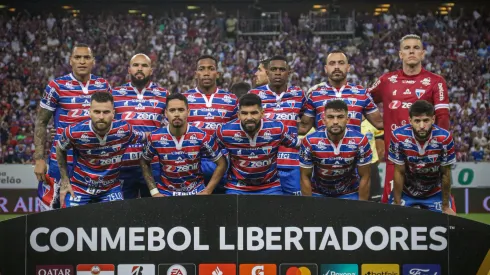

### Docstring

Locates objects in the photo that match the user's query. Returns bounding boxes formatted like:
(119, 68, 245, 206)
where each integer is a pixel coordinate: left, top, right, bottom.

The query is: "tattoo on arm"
(56, 146, 69, 179)
(140, 158, 157, 190)
(441, 166, 451, 208)
(34, 108, 53, 160)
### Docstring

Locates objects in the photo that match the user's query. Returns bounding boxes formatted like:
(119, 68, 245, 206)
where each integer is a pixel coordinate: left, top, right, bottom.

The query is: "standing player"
(300, 100, 372, 200)
(254, 59, 270, 87)
(56, 92, 146, 207)
(249, 55, 306, 195)
(388, 100, 455, 215)
(112, 54, 167, 199)
(361, 116, 384, 200)
(216, 94, 300, 195)
(140, 93, 227, 196)
(299, 50, 383, 135)
(33, 43, 111, 211)
(368, 34, 451, 203)
(183, 55, 238, 191)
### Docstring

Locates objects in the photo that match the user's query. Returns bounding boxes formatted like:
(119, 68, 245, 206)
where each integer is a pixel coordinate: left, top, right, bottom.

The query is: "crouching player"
(56, 92, 147, 207)
(389, 100, 456, 215)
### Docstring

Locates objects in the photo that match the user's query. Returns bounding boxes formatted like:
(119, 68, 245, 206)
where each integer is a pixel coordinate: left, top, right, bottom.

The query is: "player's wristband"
(150, 188, 160, 196)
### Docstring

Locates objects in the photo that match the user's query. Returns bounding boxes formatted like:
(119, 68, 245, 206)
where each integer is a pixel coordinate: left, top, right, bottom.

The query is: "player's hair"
(91, 92, 113, 104)
(259, 58, 270, 70)
(196, 55, 218, 67)
(399, 34, 422, 46)
(326, 49, 348, 63)
(231, 82, 251, 99)
(324, 99, 348, 113)
(269, 55, 288, 63)
(166, 92, 189, 108)
(239, 93, 262, 110)
(409, 100, 434, 117)
(71, 43, 92, 56)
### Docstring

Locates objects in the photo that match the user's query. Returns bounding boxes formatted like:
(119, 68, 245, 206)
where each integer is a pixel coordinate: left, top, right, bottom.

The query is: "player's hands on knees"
(197, 189, 212, 195)
(59, 178, 74, 208)
(152, 193, 164, 198)
(442, 207, 456, 216)
(34, 159, 47, 182)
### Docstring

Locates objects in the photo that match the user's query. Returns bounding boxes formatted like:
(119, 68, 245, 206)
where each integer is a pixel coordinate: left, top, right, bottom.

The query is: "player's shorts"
(201, 153, 229, 194)
(120, 162, 161, 199)
(312, 191, 359, 200)
(225, 186, 283, 195)
(64, 184, 123, 207)
(37, 158, 72, 211)
(388, 191, 452, 213)
(158, 184, 206, 196)
(279, 167, 301, 195)
(381, 161, 394, 203)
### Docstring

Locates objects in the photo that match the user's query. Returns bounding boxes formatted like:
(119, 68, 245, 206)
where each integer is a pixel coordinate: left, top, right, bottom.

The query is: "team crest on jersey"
(420, 77, 431, 86)
(94, 80, 104, 88)
(219, 109, 228, 118)
(187, 94, 197, 102)
(347, 98, 357, 106)
(262, 146, 273, 155)
(428, 154, 439, 163)
(116, 128, 125, 138)
(388, 75, 398, 83)
(150, 99, 159, 108)
(80, 133, 90, 143)
(187, 152, 198, 160)
(415, 89, 426, 99)
(112, 144, 122, 151)
(159, 136, 170, 145)
(286, 100, 296, 108)
(223, 95, 233, 103)
(233, 132, 244, 142)
(263, 131, 273, 141)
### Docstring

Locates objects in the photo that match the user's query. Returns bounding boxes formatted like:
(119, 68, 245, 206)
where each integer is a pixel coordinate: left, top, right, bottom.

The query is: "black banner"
(0, 196, 489, 275)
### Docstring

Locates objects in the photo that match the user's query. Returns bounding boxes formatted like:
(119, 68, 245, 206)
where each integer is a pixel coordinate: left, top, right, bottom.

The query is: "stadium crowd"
(0, 8, 489, 164)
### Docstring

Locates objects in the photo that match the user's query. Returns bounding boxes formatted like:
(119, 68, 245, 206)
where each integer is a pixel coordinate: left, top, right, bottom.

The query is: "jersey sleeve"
(299, 137, 313, 169)
(441, 134, 456, 166)
(280, 123, 300, 148)
(363, 93, 378, 115)
(215, 124, 225, 148)
(388, 133, 405, 165)
(303, 94, 315, 118)
(357, 135, 373, 166)
(57, 126, 73, 151)
(230, 95, 239, 120)
(367, 76, 384, 104)
(201, 133, 222, 162)
(142, 133, 157, 161)
(432, 78, 450, 130)
(39, 81, 60, 112)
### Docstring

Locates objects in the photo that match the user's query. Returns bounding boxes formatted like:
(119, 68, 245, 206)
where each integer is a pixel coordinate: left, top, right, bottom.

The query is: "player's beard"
(328, 70, 346, 83)
(131, 73, 150, 89)
(327, 125, 345, 137)
(413, 129, 430, 140)
(93, 120, 110, 132)
(241, 120, 260, 135)
(171, 118, 184, 128)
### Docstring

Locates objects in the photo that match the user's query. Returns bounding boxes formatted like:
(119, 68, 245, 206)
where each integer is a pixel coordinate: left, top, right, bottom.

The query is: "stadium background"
(0, 0, 489, 222)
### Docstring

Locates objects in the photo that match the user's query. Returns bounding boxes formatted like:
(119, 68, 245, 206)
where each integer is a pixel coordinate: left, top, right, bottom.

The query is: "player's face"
(89, 101, 114, 132)
(165, 99, 189, 129)
(196, 58, 218, 89)
(129, 55, 152, 87)
(325, 53, 349, 83)
(323, 109, 348, 136)
(410, 114, 434, 140)
(399, 39, 425, 66)
(267, 60, 289, 87)
(254, 63, 269, 86)
(70, 47, 94, 78)
(239, 105, 264, 133)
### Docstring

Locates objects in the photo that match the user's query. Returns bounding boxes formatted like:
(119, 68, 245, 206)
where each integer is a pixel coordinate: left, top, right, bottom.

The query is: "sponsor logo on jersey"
(388, 75, 398, 83)
(415, 89, 426, 99)
(420, 77, 431, 86)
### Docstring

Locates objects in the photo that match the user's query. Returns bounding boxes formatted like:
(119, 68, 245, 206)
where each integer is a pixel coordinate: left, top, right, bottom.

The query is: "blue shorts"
(65, 185, 123, 207)
(389, 191, 449, 213)
(158, 184, 206, 196)
(225, 186, 283, 195)
(279, 167, 301, 195)
(312, 191, 359, 200)
(120, 162, 161, 199)
(201, 155, 229, 194)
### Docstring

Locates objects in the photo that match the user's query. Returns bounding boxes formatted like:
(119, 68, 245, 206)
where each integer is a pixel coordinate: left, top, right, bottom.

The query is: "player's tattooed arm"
(441, 165, 456, 215)
(140, 158, 163, 197)
(34, 108, 53, 160)
(392, 164, 405, 205)
(300, 167, 313, 196)
(298, 115, 314, 135)
(56, 145, 75, 207)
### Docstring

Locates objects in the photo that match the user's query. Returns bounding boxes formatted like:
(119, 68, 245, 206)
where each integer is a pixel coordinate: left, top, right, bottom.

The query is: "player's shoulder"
(188, 125, 207, 136)
(392, 124, 411, 136)
(113, 119, 131, 129)
(219, 119, 239, 131)
(345, 128, 365, 139)
(90, 74, 109, 82)
(432, 124, 451, 138)
(305, 129, 326, 141)
(70, 119, 91, 130)
(421, 69, 444, 81)
(263, 118, 284, 128)
(249, 85, 268, 94)
(52, 73, 73, 83)
(112, 83, 131, 94)
(183, 88, 198, 95)
(217, 89, 238, 100)
(288, 85, 304, 94)
(347, 83, 368, 95)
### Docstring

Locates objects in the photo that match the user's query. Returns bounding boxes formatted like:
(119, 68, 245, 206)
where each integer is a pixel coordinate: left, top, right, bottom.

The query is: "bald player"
(112, 54, 168, 199)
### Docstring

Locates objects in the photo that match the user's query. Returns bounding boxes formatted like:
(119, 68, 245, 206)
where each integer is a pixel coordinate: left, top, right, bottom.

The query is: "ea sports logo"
(389, 100, 401, 109)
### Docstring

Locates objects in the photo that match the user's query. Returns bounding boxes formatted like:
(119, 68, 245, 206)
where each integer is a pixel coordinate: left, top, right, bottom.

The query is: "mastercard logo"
(285, 267, 312, 275)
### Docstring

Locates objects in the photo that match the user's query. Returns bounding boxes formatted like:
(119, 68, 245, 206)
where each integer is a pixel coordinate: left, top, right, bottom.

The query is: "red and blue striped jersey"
(300, 129, 372, 196)
(112, 82, 167, 168)
(216, 119, 300, 192)
(142, 125, 222, 194)
(40, 73, 111, 163)
(249, 85, 306, 169)
(304, 83, 378, 132)
(183, 88, 238, 138)
(57, 120, 145, 194)
(388, 124, 456, 197)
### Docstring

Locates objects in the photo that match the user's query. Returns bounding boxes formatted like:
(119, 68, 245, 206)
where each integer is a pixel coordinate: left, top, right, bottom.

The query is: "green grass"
(1, 214, 490, 224)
